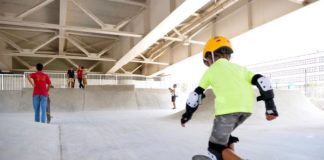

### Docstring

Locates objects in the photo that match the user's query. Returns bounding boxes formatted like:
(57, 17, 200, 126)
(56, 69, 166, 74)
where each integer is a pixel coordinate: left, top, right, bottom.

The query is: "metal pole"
(63, 74, 66, 88)
(100, 75, 102, 85)
(304, 69, 307, 96)
(0, 74, 3, 90)
(23, 73, 26, 88)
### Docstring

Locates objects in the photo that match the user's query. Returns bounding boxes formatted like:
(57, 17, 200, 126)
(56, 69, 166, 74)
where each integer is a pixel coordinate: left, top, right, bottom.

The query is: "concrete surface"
(84, 85, 138, 111)
(0, 90, 21, 112)
(0, 88, 324, 160)
(135, 88, 171, 109)
(310, 98, 324, 110)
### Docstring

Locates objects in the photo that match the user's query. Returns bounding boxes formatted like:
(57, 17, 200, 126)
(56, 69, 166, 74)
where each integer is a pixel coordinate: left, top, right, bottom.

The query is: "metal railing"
(0, 72, 172, 90)
(248, 51, 324, 98)
(0, 74, 24, 90)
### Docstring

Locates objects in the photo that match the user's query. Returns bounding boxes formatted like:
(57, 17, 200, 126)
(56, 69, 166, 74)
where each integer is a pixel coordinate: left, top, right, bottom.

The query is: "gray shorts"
(209, 112, 251, 145)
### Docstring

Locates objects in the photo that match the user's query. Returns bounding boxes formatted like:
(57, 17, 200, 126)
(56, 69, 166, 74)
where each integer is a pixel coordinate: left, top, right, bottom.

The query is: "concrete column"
(0, 41, 12, 72)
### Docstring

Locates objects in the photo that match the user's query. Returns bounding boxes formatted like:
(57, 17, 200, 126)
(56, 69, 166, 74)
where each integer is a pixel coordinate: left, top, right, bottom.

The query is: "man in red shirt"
(27, 63, 51, 123)
(77, 66, 84, 88)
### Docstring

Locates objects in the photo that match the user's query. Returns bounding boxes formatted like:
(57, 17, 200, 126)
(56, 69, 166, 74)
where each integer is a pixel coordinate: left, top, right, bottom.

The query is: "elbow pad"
(251, 74, 274, 101)
(183, 87, 206, 121)
(186, 87, 205, 108)
(252, 74, 279, 116)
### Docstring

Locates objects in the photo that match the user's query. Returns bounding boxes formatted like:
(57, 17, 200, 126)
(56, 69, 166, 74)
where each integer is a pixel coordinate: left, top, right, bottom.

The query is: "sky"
(165, 0, 324, 87)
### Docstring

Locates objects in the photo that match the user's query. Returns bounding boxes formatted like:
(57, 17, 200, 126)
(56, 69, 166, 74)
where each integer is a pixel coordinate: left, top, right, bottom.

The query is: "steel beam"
(67, 32, 119, 40)
(0, 26, 56, 33)
(32, 35, 59, 53)
(71, 37, 100, 53)
(107, 0, 210, 73)
(65, 59, 79, 68)
(71, 0, 108, 29)
(59, 0, 68, 54)
(0, 52, 116, 62)
(0, 30, 55, 51)
(130, 59, 169, 66)
(162, 36, 204, 45)
(115, 7, 145, 30)
(66, 37, 90, 56)
(120, 67, 128, 73)
(16, 0, 55, 19)
(0, 19, 143, 38)
(288, 0, 307, 4)
(105, 0, 147, 8)
(13, 56, 32, 69)
(131, 64, 143, 74)
(43, 58, 56, 67)
(0, 32, 22, 52)
(88, 61, 101, 72)
(98, 45, 114, 57)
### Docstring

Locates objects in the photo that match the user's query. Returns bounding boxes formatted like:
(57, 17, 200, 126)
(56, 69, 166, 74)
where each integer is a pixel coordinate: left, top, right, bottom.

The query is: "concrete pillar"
(0, 41, 12, 72)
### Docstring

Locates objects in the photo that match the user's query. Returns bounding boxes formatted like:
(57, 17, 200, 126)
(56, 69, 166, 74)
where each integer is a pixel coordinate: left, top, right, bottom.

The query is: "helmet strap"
(211, 53, 215, 64)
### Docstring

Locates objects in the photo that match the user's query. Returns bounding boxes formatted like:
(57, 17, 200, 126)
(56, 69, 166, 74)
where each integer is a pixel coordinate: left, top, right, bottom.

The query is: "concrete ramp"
(0, 91, 21, 112)
(19, 88, 85, 112)
(0, 85, 171, 112)
(84, 85, 137, 111)
(247, 90, 324, 127)
(135, 88, 171, 110)
(169, 90, 324, 126)
(168, 89, 215, 120)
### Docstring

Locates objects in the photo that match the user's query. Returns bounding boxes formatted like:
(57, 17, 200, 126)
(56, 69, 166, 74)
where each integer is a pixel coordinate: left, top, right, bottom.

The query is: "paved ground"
(0, 87, 324, 160)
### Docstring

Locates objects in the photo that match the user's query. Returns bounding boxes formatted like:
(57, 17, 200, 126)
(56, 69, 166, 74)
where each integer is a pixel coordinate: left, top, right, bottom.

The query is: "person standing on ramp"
(180, 36, 279, 160)
(77, 66, 84, 89)
(27, 63, 52, 123)
(169, 84, 178, 109)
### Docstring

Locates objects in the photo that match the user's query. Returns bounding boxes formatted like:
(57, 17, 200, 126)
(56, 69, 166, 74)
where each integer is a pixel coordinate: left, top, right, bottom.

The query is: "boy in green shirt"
(181, 36, 278, 160)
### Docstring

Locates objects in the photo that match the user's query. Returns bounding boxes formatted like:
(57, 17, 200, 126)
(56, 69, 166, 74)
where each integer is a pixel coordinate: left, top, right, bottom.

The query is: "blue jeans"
(32, 95, 48, 123)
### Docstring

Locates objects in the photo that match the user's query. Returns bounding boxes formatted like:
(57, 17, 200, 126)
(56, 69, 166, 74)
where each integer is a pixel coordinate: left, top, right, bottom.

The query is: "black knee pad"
(208, 141, 226, 160)
(228, 135, 239, 146)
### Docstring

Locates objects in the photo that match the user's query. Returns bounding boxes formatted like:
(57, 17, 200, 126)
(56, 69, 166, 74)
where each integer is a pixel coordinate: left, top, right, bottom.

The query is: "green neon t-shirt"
(199, 58, 255, 116)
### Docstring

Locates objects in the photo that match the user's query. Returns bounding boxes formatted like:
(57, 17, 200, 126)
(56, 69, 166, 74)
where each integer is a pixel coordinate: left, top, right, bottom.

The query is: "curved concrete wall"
(0, 85, 171, 113)
(170, 89, 324, 126)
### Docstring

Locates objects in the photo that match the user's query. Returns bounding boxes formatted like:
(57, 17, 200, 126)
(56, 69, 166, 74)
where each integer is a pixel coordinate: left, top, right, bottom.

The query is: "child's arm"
(181, 86, 205, 127)
(251, 74, 278, 121)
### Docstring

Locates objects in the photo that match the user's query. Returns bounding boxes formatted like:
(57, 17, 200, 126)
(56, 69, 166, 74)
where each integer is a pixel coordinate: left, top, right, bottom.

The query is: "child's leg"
(208, 113, 251, 160)
(222, 149, 241, 160)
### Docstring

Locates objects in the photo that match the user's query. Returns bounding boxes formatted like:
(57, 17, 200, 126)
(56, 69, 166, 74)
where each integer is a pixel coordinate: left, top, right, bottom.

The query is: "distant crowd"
(67, 66, 87, 89)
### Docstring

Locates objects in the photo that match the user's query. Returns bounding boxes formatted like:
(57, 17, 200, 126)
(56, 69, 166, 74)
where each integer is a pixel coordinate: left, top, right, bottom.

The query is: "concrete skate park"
(1, 86, 324, 160)
(1, 0, 324, 160)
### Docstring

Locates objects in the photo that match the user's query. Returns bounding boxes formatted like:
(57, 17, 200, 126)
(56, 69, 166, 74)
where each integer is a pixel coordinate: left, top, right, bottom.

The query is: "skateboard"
(46, 97, 52, 123)
(192, 155, 211, 160)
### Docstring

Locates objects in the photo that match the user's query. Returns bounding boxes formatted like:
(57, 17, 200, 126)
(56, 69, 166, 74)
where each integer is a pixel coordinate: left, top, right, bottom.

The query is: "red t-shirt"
(30, 71, 51, 96)
(77, 69, 83, 79)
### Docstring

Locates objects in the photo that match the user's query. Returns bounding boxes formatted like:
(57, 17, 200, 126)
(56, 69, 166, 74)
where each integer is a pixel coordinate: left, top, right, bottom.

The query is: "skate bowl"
(0, 85, 172, 112)
(1, 88, 324, 160)
(135, 88, 171, 110)
(169, 89, 324, 126)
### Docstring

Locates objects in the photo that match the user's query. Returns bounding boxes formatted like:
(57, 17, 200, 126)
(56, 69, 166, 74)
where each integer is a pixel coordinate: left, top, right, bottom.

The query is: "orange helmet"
(203, 36, 233, 59)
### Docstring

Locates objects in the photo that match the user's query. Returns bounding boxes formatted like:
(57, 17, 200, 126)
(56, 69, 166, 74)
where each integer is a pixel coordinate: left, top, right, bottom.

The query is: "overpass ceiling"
(0, 0, 317, 75)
